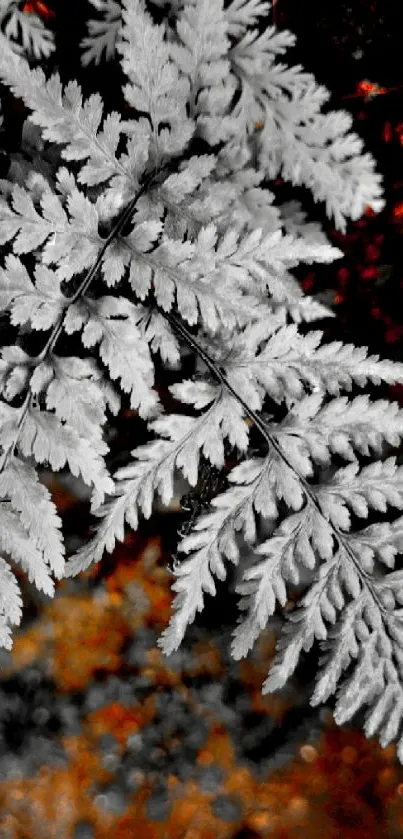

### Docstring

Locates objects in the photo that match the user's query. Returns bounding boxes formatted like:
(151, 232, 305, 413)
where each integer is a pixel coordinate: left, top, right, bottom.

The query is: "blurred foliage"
(2, 503, 403, 837)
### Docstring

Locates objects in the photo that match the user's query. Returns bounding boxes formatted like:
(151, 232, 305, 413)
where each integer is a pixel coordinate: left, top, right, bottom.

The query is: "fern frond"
(317, 458, 403, 527)
(0, 346, 32, 401)
(63, 295, 158, 419)
(261, 554, 347, 693)
(81, 0, 121, 66)
(65, 388, 249, 576)
(231, 506, 334, 658)
(222, 323, 403, 408)
(158, 455, 282, 654)
(310, 577, 403, 761)
(276, 394, 403, 471)
(170, 0, 235, 143)
(0, 255, 67, 329)
(118, 0, 193, 160)
(0, 501, 55, 596)
(0, 184, 103, 280)
(2, 0, 403, 764)
(227, 27, 383, 229)
(1, 401, 114, 510)
(349, 517, 403, 569)
(108, 222, 264, 331)
(139, 308, 181, 367)
(0, 456, 65, 576)
(42, 356, 107, 445)
(225, 0, 271, 36)
(0, 0, 54, 58)
(0, 555, 22, 650)
(0, 37, 140, 197)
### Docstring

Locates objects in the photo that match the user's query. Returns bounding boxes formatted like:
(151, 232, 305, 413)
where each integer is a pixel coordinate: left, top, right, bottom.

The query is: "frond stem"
(0, 170, 159, 475)
(165, 311, 395, 631)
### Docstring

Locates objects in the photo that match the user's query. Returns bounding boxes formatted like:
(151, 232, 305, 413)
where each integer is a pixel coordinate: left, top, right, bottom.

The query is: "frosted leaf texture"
(0, 0, 402, 762)
(81, 0, 121, 66)
(0, 0, 54, 58)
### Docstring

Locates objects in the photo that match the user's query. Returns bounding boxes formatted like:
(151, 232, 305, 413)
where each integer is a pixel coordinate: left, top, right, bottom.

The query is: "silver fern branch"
(162, 311, 403, 705)
(0, 172, 158, 476)
(2, 0, 403, 761)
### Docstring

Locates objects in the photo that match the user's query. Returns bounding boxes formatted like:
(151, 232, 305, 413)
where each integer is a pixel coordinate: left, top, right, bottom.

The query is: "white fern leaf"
(0, 456, 65, 576)
(101, 217, 163, 287)
(118, 0, 193, 159)
(64, 295, 158, 419)
(180, 227, 341, 305)
(66, 396, 249, 578)
(330, 594, 403, 753)
(0, 185, 102, 281)
(0, 347, 31, 401)
(232, 514, 304, 658)
(64, 411, 206, 576)
(225, 0, 270, 36)
(171, 0, 235, 143)
(280, 200, 329, 246)
(239, 229, 342, 281)
(45, 188, 102, 280)
(310, 598, 368, 705)
(365, 684, 403, 748)
(0, 185, 67, 254)
(155, 162, 274, 240)
(262, 555, 341, 693)
(225, 17, 384, 229)
(349, 517, 403, 570)
(332, 629, 382, 724)
(0, 1, 54, 58)
(277, 394, 403, 473)
(81, 0, 121, 66)
(263, 270, 334, 323)
(224, 324, 403, 408)
(0, 38, 137, 193)
(0, 502, 54, 596)
(42, 356, 108, 452)
(16, 405, 114, 509)
(159, 455, 283, 655)
(159, 155, 217, 205)
(317, 458, 403, 528)
(0, 344, 29, 392)
(0, 255, 66, 330)
(0, 555, 22, 650)
(232, 505, 334, 658)
(140, 309, 181, 367)
(115, 223, 264, 331)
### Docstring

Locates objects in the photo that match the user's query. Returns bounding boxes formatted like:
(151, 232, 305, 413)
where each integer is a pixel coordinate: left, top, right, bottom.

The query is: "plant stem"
(0, 172, 157, 474)
(165, 310, 394, 628)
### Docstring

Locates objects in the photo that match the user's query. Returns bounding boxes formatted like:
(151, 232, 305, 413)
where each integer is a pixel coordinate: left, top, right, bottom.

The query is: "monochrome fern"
(0, 0, 54, 58)
(1, 0, 403, 760)
(81, 0, 121, 66)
